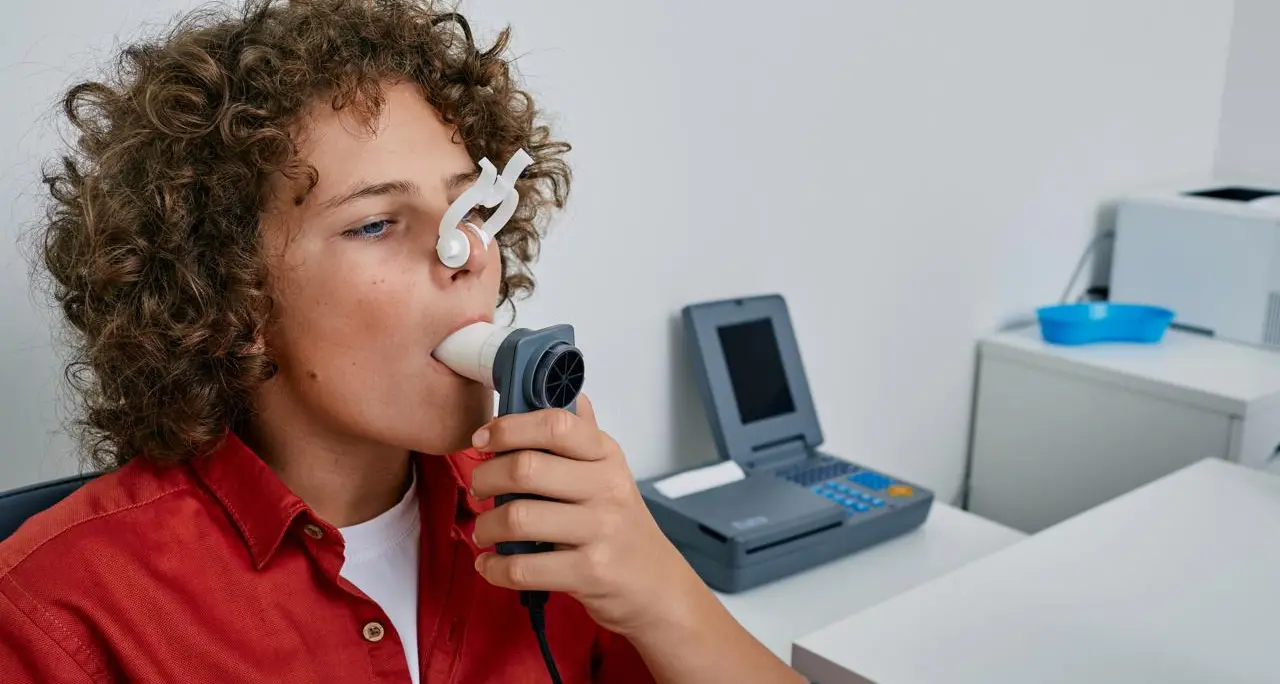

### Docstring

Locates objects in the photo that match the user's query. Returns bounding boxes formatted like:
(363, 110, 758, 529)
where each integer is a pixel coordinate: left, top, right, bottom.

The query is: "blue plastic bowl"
(1035, 302, 1175, 346)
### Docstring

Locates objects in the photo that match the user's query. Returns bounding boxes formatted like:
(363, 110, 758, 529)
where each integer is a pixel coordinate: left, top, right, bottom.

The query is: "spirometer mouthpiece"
(433, 321, 584, 415)
(431, 322, 516, 389)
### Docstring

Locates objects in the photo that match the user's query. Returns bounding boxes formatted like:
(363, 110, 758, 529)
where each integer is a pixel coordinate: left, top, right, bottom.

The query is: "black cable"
(522, 590, 563, 684)
(1059, 231, 1115, 304)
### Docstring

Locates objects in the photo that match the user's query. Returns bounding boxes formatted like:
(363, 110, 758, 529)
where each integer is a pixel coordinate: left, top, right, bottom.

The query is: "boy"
(0, 1, 803, 682)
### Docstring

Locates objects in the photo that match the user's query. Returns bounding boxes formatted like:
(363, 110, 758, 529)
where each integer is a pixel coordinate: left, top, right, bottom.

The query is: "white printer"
(1110, 184, 1280, 348)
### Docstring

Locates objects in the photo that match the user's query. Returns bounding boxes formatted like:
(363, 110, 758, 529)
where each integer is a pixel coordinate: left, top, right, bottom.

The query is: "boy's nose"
(447, 221, 491, 279)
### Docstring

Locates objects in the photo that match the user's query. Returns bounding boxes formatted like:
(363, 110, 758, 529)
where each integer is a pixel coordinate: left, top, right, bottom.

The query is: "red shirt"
(0, 434, 655, 683)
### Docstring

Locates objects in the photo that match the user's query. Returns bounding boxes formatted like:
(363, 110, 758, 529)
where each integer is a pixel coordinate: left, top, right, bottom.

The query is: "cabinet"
(967, 324, 1280, 532)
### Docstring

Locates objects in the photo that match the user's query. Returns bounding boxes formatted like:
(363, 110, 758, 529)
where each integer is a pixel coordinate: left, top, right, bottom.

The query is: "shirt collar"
(431, 447, 495, 519)
(189, 432, 493, 569)
(188, 433, 309, 570)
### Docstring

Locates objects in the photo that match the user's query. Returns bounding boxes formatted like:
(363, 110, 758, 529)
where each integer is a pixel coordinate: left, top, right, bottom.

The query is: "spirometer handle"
(494, 403, 549, 556)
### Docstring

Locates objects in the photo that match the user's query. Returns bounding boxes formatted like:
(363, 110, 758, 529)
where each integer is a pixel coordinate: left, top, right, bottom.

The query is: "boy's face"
(257, 81, 500, 456)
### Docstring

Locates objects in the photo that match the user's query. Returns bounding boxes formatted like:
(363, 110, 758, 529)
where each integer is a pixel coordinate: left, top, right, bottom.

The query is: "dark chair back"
(0, 474, 97, 541)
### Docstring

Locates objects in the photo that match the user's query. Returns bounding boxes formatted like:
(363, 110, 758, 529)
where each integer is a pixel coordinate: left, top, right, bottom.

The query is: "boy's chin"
(414, 429, 481, 456)
(408, 398, 493, 455)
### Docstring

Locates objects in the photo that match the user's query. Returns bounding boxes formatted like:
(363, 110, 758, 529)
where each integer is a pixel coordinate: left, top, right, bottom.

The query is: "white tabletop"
(793, 459, 1280, 684)
(982, 324, 1280, 416)
(717, 503, 1024, 661)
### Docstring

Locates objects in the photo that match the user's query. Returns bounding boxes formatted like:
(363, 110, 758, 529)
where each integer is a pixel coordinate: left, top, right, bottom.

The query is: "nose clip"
(436, 149, 533, 269)
(437, 220, 487, 272)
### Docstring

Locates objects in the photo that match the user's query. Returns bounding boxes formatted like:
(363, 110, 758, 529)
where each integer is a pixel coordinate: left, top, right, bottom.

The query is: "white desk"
(718, 503, 1025, 661)
(793, 459, 1280, 683)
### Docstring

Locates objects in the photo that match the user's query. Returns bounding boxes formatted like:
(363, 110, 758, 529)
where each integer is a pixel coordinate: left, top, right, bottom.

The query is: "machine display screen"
(717, 317, 796, 424)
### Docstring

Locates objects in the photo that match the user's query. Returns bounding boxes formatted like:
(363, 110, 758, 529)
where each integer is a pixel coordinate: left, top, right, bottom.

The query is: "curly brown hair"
(36, 0, 571, 471)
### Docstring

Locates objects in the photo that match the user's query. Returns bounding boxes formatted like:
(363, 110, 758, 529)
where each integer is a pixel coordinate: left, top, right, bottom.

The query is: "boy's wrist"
(620, 560, 805, 683)
(624, 552, 724, 642)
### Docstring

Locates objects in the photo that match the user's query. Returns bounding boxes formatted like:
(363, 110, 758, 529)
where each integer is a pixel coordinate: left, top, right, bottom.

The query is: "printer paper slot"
(698, 524, 729, 543)
(744, 520, 843, 555)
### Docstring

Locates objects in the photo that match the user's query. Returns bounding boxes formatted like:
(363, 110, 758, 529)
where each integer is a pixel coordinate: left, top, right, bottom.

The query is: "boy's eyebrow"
(322, 179, 421, 211)
(320, 169, 481, 211)
(446, 169, 481, 192)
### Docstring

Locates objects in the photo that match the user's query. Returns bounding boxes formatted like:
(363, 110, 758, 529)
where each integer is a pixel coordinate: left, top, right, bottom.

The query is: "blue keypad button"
(855, 503, 869, 512)
(849, 471, 893, 491)
(871, 498, 885, 507)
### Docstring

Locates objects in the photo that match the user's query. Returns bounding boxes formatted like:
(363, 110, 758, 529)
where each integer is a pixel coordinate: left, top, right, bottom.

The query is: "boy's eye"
(343, 219, 395, 240)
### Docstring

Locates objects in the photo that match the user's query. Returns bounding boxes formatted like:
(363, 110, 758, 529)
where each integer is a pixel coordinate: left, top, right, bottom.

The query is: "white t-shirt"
(338, 473, 422, 684)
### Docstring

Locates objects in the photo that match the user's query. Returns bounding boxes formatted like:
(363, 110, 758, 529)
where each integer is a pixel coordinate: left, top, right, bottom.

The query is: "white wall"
(0, 2, 205, 487)
(1, 1, 1235, 503)
(1215, 0, 1280, 184)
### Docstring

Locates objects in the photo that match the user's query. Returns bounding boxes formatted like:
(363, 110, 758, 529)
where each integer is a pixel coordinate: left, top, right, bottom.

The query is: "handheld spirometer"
(431, 322, 583, 684)
(432, 322, 586, 545)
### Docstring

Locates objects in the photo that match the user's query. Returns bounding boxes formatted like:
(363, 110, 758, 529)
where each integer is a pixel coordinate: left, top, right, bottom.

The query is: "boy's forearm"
(626, 580, 806, 684)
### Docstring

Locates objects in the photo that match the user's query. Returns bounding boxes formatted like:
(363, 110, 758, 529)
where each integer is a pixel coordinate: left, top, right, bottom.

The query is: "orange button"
(888, 484, 914, 497)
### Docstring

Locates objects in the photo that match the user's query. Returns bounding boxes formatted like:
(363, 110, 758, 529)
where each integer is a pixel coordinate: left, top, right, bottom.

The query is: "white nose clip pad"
(435, 149, 534, 269)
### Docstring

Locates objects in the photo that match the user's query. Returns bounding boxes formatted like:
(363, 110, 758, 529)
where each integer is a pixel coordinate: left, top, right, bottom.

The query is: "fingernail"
(474, 554, 486, 572)
(472, 427, 489, 449)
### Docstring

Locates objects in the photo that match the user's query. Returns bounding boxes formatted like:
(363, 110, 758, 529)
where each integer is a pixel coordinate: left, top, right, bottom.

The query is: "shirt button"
(362, 621, 385, 642)
(303, 524, 324, 540)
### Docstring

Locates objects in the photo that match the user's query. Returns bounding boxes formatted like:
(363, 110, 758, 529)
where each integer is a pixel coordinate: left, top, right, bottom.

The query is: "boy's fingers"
(474, 406, 606, 462)
(474, 550, 581, 593)
(574, 393, 598, 429)
(472, 499, 597, 549)
(470, 450, 602, 501)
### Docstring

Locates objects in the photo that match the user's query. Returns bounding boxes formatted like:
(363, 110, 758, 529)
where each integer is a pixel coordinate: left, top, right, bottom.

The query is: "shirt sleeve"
(591, 626, 656, 684)
(0, 582, 97, 684)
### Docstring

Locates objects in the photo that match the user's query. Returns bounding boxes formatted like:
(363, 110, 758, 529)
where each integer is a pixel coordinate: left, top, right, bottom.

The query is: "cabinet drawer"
(969, 356, 1233, 533)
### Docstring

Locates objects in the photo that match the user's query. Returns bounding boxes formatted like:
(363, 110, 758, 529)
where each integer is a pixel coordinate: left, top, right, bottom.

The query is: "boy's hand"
(468, 393, 705, 637)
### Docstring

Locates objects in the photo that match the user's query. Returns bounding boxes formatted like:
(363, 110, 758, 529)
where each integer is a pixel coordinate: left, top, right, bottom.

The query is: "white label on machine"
(653, 460, 746, 499)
